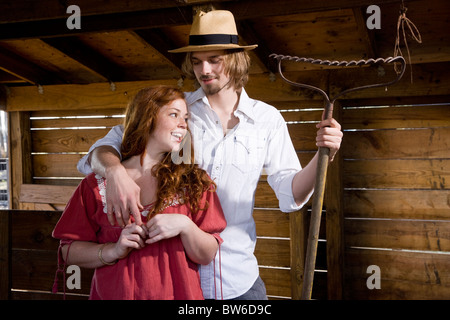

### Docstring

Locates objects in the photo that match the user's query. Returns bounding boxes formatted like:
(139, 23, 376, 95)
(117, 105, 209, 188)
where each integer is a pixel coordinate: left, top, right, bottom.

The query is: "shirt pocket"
(232, 134, 265, 174)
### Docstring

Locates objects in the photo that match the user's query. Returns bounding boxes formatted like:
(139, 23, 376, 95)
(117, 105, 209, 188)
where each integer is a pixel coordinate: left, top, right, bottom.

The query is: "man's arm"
(291, 118, 342, 206)
(90, 146, 143, 227)
(77, 125, 143, 227)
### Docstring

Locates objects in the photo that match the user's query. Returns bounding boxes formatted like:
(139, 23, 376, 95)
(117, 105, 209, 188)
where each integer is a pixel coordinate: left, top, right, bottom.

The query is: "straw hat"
(168, 10, 258, 53)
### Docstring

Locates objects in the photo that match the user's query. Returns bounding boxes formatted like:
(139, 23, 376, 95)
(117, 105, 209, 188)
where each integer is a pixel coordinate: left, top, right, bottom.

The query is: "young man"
(77, 10, 343, 299)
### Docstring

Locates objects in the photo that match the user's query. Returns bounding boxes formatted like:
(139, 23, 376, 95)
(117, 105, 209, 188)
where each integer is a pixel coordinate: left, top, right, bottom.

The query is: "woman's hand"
(145, 214, 190, 244)
(145, 213, 219, 265)
(111, 223, 148, 260)
(60, 224, 147, 269)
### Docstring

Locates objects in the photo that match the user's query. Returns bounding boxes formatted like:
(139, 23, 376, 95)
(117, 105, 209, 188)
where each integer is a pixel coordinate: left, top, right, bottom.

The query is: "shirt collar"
(187, 87, 256, 121)
(186, 87, 206, 106)
(234, 88, 256, 121)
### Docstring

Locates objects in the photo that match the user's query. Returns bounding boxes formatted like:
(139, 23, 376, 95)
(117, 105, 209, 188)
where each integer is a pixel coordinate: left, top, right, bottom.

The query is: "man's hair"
(181, 49, 251, 91)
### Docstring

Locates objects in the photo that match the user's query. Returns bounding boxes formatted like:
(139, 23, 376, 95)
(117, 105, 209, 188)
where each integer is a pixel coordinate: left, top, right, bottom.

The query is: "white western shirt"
(77, 88, 311, 299)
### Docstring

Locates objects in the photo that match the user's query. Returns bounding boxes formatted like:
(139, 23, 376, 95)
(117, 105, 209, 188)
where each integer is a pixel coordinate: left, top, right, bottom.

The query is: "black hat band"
(189, 34, 239, 46)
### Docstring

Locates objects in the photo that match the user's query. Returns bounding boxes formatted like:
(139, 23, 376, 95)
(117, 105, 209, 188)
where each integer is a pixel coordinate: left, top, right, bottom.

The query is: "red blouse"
(52, 173, 226, 300)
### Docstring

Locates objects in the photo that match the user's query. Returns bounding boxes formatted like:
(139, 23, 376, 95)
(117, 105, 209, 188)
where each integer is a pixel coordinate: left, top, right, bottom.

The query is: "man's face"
(191, 50, 231, 95)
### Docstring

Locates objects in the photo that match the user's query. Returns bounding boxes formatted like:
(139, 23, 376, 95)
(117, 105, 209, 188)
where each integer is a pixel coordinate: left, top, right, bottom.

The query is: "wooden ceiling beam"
(0, 6, 193, 41)
(42, 37, 124, 82)
(133, 29, 184, 72)
(6, 61, 450, 112)
(352, 7, 378, 59)
(237, 20, 276, 74)
(0, 46, 65, 85)
(216, 0, 419, 19)
(0, 70, 24, 84)
(0, 0, 228, 23)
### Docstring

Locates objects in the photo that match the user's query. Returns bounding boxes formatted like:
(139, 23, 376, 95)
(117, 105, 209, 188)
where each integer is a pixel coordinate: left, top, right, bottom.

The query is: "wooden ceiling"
(0, 0, 448, 89)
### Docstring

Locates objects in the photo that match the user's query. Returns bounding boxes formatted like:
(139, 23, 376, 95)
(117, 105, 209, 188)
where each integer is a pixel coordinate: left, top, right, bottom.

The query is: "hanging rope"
(394, 1, 422, 82)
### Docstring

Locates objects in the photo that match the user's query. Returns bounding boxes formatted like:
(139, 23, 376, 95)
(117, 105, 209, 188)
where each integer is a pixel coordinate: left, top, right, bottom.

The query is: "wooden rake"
(269, 54, 406, 300)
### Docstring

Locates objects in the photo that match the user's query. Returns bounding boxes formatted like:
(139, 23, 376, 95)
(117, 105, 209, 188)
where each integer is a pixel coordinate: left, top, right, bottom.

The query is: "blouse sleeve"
(52, 176, 100, 242)
(191, 186, 227, 244)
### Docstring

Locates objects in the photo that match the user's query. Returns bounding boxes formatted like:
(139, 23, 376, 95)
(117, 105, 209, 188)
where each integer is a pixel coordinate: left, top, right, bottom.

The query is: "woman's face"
(148, 98, 189, 154)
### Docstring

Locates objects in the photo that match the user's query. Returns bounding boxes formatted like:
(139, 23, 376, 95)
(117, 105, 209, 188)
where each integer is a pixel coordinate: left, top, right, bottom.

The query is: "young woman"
(52, 85, 226, 300)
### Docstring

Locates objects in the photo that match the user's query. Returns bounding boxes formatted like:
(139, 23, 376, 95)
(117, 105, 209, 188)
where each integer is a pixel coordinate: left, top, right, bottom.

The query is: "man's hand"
(104, 165, 143, 227)
(315, 118, 343, 162)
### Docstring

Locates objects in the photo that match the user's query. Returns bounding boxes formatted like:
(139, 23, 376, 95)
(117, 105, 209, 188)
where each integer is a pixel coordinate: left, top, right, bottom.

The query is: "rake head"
(269, 53, 406, 104)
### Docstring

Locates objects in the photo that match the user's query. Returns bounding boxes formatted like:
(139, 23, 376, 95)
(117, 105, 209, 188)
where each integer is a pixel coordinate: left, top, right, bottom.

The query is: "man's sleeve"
(77, 125, 124, 175)
(265, 118, 312, 212)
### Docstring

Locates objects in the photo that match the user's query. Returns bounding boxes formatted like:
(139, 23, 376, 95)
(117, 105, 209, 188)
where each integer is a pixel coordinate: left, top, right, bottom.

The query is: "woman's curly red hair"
(121, 85, 215, 217)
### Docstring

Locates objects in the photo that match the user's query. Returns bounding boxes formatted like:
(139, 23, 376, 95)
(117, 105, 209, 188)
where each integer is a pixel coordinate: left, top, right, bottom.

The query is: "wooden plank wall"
(0, 209, 92, 299)
(341, 102, 450, 299)
(21, 108, 125, 210)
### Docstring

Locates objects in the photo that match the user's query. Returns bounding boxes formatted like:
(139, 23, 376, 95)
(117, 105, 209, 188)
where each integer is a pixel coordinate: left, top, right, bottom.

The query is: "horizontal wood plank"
(287, 123, 318, 151)
(259, 267, 292, 298)
(7, 80, 195, 111)
(32, 179, 82, 187)
(33, 153, 85, 178)
(31, 115, 123, 129)
(255, 181, 279, 208)
(255, 238, 290, 268)
(31, 128, 110, 153)
(11, 249, 93, 295)
(342, 104, 450, 129)
(345, 218, 450, 252)
(11, 210, 61, 250)
(343, 127, 450, 159)
(254, 209, 290, 238)
(262, 267, 327, 300)
(31, 108, 126, 118)
(344, 159, 450, 189)
(344, 189, 450, 220)
(344, 249, 450, 299)
(280, 109, 323, 123)
(11, 290, 88, 300)
(20, 184, 75, 204)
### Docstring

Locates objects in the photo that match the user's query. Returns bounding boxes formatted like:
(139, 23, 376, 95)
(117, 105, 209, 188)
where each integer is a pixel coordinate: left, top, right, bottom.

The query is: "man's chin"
(203, 86, 222, 96)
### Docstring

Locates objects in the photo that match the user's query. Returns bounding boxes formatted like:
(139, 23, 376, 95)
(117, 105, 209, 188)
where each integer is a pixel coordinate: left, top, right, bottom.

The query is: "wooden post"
(0, 85, 6, 111)
(325, 101, 345, 299)
(8, 111, 33, 209)
(0, 210, 10, 300)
